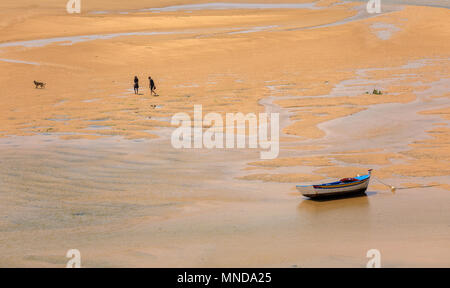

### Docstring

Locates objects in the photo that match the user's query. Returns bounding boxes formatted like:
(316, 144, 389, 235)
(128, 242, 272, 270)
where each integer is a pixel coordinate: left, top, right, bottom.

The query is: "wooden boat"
(297, 169, 372, 199)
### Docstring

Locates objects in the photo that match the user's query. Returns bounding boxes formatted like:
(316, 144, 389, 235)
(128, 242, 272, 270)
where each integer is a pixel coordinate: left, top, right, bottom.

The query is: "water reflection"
(298, 191, 375, 213)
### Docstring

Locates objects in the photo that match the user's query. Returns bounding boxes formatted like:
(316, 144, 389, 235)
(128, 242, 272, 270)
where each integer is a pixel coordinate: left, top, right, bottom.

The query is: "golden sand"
(238, 172, 324, 182)
(0, 0, 449, 267)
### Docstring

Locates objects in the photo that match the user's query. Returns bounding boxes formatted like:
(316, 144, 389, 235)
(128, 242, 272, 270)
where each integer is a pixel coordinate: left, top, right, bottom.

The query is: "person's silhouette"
(134, 76, 139, 94)
(148, 76, 156, 96)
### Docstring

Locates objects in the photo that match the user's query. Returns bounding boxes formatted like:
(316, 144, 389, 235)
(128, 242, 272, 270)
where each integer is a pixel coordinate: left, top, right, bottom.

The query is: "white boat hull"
(297, 173, 371, 199)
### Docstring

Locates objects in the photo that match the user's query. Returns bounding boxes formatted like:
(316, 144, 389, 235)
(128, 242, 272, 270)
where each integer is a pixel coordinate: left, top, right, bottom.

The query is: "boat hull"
(300, 187, 368, 199)
(297, 173, 371, 199)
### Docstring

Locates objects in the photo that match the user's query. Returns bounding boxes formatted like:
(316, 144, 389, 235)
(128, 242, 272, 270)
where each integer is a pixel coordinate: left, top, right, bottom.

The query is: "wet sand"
(0, 0, 449, 267)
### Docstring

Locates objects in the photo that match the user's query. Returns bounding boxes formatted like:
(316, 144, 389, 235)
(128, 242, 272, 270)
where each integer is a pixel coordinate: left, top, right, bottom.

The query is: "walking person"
(148, 76, 157, 96)
(134, 76, 139, 94)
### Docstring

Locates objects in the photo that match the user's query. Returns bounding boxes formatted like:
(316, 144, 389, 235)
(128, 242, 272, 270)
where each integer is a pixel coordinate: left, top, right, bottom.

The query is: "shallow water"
(228, 25, 279, 34)
(1, 128, 449, 267)
(346, 0, 450, 9)
(150, 2, 317, 11)
(1, 1, 449, 267)
(0, 133, 266, 234)
(1, 68, 450, 266)
(0, 58, 40, 65)
(258, 58, 450, 162)
(319, 87, 450, 152)
(370, 22, 401, 40)
(0, 2, 398, 50)
(0, 31, 186, 48)
(91, 2, 321, 14)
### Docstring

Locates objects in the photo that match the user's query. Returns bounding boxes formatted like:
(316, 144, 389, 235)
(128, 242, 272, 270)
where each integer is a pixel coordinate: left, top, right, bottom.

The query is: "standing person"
(148, 76, 156, 96)
(134, 76, 139, 94)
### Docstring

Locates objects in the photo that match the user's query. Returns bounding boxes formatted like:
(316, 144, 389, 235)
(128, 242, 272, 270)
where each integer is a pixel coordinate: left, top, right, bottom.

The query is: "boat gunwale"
(296, 173, 370, 188)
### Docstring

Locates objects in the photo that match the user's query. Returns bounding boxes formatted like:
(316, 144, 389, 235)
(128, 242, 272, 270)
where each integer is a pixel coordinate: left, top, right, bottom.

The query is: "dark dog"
(34, 80, 46, 89)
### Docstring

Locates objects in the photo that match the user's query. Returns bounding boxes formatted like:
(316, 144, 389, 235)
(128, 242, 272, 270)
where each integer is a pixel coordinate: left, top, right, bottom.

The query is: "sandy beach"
(0, 0, 449, 267)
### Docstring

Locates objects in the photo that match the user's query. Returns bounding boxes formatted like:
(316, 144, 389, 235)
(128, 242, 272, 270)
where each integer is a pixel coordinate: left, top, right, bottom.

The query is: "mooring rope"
(373, 176, 397, 192)
(372, 176, 439, 193)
